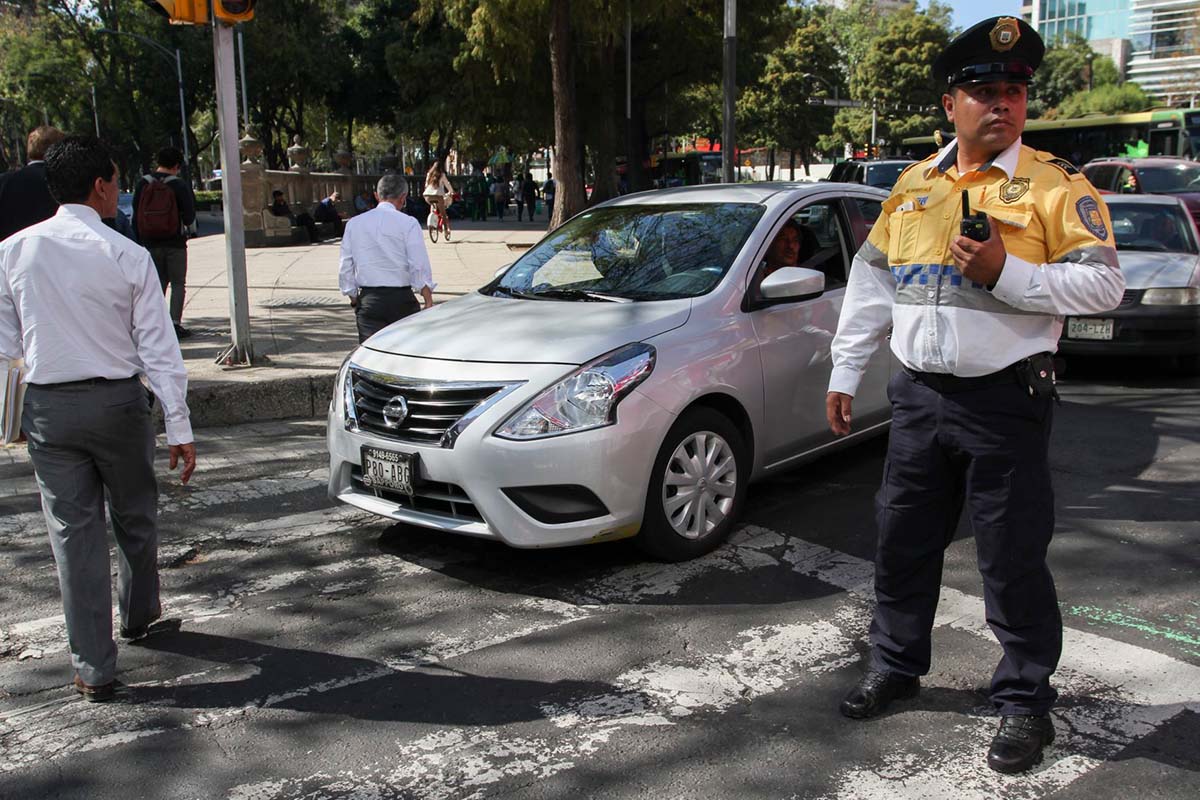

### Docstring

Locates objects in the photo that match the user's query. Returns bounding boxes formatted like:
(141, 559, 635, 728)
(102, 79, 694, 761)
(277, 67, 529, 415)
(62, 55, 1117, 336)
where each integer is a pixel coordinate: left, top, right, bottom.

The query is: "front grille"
(350, 468, 483, 522)
(1118, 289, 1142, 309)
(349, 367, 513, 447)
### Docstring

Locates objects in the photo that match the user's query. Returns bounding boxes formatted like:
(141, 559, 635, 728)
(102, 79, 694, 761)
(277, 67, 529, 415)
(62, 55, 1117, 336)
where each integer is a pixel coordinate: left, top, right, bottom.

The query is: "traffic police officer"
(826, 17, 1124, 773)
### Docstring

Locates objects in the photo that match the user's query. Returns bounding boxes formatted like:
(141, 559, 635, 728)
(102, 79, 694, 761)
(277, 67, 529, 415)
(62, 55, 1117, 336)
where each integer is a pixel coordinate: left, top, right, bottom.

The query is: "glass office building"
(1034, 0, 1131, 42)
(1127, 0, 1200, 105)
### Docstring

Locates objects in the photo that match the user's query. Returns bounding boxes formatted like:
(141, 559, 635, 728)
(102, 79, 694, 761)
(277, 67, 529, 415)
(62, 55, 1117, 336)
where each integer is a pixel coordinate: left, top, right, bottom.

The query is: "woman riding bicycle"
(422, 163, 454, 238)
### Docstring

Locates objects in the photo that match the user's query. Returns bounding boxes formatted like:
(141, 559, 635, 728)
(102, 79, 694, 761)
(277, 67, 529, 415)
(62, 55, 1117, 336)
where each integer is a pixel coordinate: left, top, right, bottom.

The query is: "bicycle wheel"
(443, 222, 451, 242)
(428, 222, 439, 243)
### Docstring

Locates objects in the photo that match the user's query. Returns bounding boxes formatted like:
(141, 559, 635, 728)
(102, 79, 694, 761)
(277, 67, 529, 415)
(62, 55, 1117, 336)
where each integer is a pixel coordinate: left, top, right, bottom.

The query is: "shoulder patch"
(1035, 150, 1080, 176)
(1075, 196, 1109, 241)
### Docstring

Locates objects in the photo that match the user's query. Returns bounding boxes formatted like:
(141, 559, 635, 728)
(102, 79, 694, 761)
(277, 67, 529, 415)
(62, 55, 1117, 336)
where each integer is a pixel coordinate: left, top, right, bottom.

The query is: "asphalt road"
(0, 361, 1197, 799)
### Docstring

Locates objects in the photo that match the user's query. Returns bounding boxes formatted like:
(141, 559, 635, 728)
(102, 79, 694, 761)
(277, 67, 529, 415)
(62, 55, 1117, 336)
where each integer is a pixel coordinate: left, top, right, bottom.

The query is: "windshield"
(1107, 202, 1199, 253)
(865, 162, 911, 189)
(486, 203, 764, 302)
(1134, 162, 1200, 194)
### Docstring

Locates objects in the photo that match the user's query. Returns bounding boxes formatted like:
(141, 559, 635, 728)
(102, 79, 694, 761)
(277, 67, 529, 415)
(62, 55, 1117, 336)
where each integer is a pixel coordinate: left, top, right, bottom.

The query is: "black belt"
(360, 285, 412, 291)
(904, 365, 1020, 394)
(30, 376, 139, 390)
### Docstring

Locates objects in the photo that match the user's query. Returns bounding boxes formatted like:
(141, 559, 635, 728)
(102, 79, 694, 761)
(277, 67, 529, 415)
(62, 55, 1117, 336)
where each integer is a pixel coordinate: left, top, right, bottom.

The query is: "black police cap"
(932, 16, 1045, 88)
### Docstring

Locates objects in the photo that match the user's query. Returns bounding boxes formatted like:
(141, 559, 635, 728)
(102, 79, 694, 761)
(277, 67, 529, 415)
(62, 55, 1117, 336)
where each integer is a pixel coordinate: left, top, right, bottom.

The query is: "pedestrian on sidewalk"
(510, 174, 523, 220)
(312, 191, 343, 237)
(132, 147, 196, 339)
(0, 135, 197, 703)
(520, 172, 538, 221)
(542, 172, 556, 222)
(0, 125, 65, 242)
(491, 173, 507, 221)
(826, 16, 1124, 774)
(270, 190, 319, 243)
(339, 173, 435, 343)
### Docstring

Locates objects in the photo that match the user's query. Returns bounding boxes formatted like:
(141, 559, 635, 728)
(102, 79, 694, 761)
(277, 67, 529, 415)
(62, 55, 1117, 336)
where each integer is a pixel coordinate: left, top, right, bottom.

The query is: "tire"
(443, 225, 451, 242)
(428, 223, 439, 243)
(636, 407, 749, 562)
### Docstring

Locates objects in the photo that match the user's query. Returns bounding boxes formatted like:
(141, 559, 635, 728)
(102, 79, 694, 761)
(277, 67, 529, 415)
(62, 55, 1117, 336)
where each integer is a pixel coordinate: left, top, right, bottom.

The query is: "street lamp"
(801, 72, 839, 103)
(97, 28, 191, 171)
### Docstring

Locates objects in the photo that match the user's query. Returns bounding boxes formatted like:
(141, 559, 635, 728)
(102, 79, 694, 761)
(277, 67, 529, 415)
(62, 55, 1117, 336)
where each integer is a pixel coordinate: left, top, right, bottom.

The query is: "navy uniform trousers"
(870, 367, 1062, 716)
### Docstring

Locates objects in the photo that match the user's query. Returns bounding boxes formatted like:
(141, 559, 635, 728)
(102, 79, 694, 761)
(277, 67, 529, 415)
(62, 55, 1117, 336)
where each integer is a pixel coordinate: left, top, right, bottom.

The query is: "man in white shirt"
(338, 174, 435, 342)
(0, 135, 197, 703)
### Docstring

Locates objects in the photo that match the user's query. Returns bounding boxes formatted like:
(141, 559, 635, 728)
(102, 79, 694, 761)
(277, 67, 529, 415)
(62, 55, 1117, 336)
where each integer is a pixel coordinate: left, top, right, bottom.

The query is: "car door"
(746, 193, 891, 465)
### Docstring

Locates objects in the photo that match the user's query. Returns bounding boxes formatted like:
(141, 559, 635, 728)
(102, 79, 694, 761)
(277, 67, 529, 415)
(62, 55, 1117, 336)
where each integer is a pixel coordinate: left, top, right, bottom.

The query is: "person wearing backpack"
(133, 147, 196, 339)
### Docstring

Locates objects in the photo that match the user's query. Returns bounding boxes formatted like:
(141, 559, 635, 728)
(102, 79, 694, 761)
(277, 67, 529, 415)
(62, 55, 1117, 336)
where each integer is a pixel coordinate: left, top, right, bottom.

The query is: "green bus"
(899, 107, 1200, 165)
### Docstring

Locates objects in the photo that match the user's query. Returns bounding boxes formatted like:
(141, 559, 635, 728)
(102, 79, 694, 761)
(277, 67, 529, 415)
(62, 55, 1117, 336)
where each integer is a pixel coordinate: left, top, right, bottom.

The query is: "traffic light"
(213, 0, 255, 23)
(143, 0, 209, 25)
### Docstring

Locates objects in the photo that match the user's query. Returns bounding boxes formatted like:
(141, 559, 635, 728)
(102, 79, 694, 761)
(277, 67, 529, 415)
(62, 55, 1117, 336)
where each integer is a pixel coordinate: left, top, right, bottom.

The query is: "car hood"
(1116, 250, 1200, 289)
(364, 291, 692, 365)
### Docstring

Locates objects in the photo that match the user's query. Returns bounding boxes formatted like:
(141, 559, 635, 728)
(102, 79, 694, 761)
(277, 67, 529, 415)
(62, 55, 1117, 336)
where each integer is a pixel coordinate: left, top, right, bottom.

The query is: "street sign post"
(212, 20, 253, 365)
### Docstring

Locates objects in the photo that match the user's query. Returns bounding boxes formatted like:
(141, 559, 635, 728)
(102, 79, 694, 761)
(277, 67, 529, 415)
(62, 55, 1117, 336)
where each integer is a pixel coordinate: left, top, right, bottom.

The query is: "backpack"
(137, 175, 180, 240)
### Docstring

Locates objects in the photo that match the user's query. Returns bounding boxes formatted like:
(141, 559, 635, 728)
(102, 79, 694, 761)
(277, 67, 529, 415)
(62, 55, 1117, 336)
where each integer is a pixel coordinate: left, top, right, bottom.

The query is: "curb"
(163, 372, 339, 431)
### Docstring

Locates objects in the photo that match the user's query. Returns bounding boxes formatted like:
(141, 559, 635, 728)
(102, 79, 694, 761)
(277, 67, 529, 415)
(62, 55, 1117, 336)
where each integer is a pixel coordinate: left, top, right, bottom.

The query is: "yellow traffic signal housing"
(213, 0, 255, 23)
(142, 0, 210, 25)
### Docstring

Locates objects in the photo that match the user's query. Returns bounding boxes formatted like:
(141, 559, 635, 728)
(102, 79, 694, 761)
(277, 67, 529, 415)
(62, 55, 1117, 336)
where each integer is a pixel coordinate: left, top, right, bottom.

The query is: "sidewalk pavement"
(177, 216, 549, 429)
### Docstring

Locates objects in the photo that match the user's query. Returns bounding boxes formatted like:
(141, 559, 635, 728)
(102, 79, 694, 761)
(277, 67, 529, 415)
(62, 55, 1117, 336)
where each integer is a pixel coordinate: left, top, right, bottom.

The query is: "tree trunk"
(549, 0, 584, 226)
(789, 149, 796, 180)
(767, 147, 775, 181)
(587, 31, 620, 205)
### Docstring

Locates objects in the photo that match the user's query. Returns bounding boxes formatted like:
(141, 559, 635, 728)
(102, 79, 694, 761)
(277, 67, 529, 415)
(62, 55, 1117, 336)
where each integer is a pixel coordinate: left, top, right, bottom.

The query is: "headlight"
(495, 343, 656, 440)
(340, 352, 359, 431)
(1141, 287, 1200, 306)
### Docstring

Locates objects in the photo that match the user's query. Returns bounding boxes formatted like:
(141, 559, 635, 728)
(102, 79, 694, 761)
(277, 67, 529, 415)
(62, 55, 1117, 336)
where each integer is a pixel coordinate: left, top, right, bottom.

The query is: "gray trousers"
(148, 245, 187, 324)
(22, 377, 161, 685)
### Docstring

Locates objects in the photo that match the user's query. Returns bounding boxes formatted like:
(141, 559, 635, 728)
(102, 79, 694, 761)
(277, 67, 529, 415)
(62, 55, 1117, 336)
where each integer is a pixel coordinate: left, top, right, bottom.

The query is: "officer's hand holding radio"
(950, 190, 1006, 287)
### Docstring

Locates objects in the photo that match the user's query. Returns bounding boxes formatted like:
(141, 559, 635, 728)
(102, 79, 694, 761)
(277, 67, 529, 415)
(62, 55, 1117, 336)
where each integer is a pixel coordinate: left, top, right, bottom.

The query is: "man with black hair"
(0, 125, 66, 241)
(270, 189, 319, 243)
(133, 147, 196, 338)
(0, 135, 196, 703)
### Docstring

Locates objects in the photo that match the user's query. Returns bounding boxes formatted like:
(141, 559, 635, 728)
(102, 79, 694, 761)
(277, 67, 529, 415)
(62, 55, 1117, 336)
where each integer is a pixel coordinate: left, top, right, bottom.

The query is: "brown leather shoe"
(73, 675, 115, 703)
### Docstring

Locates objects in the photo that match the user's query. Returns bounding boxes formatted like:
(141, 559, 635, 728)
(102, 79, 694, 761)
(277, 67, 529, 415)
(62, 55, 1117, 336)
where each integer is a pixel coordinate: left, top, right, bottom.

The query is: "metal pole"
(91, 85, 100, 136)
(870, 103, 877, 156)
(237, 26, 250, 132)
(212, 21, 253, 365)
(175, 49, 191, 171)
(721, 0, 736, 183)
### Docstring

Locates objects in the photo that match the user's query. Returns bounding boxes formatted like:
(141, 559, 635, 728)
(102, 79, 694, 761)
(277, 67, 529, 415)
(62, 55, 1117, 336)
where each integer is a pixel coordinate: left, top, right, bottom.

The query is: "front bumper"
(1059, 304, 1200, 357)
(326, 349, 675, 549)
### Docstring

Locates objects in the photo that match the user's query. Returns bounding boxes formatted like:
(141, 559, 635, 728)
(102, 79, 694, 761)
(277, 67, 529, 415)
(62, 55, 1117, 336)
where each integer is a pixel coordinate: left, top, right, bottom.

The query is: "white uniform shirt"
(338, 203, 436, 298)
(0, 204, 193, 444)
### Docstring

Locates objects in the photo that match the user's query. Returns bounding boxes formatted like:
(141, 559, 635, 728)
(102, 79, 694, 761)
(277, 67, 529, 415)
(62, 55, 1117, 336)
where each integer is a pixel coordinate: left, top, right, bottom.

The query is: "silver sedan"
(327, 183, 894, 560)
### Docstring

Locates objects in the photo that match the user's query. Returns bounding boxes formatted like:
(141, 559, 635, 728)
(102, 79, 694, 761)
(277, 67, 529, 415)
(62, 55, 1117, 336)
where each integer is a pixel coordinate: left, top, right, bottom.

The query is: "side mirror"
(760, 266, 826, 300)
(493, 263, 511, 278)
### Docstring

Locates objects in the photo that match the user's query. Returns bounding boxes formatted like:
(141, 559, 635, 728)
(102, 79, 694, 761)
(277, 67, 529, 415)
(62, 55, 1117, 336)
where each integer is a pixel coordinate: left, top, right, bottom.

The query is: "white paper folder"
(2, 359, 27, 445)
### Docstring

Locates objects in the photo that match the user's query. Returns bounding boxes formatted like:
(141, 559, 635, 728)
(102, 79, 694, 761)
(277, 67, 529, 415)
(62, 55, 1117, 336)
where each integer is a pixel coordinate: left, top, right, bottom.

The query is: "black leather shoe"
(839, 670, 920, 719)
(119, 617, 180, 643)
(987, 714, 1055, 773)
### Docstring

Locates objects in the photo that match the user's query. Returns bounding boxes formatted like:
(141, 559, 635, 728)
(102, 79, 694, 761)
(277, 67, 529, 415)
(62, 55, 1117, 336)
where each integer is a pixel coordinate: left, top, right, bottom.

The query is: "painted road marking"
(222, 525, 1200, 800)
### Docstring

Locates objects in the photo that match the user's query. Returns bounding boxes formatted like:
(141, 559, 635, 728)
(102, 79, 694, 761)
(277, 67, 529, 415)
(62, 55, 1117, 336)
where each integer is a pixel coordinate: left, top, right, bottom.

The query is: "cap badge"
(989, 17, 1021, 53)
(1000, 178, 1030, 203)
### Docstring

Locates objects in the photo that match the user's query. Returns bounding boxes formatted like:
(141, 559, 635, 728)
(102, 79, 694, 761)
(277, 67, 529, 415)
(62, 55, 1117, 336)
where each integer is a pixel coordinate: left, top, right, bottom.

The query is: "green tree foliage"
(1037, 32, 1119, 111)
(738, 4, 841, 175)
(1057, 82, 1151, 118)
(828, 4, 949, 150)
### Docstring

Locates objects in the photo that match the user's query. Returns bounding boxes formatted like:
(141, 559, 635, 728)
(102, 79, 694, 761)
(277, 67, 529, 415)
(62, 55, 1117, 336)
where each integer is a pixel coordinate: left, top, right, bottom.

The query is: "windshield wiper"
(526, 288, 630, 303)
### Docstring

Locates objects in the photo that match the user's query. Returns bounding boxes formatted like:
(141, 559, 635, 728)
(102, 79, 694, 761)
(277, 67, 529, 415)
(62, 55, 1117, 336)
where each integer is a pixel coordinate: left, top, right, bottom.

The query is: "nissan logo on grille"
(381, 395, 409, 428)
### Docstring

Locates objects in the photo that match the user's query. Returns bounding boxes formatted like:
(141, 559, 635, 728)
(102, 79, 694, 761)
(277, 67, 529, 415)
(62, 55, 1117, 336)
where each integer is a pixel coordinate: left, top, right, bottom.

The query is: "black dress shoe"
(73, 675, 115, 703)
(119, 617, 181, 643)
(840, 670, 920, 719)
(987, 714, 1055, 773)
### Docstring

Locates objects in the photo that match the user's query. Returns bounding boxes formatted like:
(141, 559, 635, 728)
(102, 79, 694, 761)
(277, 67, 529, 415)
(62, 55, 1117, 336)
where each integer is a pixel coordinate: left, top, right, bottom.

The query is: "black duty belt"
(31, 376, 139, 390)
(904, 365, 1020, 394)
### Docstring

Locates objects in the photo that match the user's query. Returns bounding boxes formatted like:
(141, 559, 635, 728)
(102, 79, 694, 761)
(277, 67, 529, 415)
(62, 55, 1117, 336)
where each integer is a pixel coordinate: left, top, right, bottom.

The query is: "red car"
(1081, 157, 1200, 228)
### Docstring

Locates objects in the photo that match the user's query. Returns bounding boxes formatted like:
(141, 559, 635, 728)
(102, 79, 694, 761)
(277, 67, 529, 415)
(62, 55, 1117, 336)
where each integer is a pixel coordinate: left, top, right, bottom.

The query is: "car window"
(489, 203, 765, 302)
(1115, 168, 1139, 194)
(750, 200, 851, 303)
(864, 162, 911, 190)
(1106, 202, 1198, 254)
(1133, 162, 1200, 194)
(1084, 164, 1118, 191)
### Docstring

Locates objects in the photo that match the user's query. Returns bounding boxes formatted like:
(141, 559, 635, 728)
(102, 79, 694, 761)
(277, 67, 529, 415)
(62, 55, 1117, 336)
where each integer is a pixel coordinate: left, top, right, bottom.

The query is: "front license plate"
(1066, 317, 1114, 340)
(361, 446, 418, 495)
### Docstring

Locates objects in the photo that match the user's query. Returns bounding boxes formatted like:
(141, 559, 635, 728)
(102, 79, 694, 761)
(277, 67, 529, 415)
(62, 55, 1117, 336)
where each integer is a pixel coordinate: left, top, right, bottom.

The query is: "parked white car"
(328, 183, 894, 560)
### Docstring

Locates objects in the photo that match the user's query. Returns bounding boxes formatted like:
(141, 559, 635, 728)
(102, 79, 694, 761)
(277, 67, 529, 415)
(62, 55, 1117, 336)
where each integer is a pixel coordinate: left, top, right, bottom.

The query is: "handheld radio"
(960, 190, 990, 242)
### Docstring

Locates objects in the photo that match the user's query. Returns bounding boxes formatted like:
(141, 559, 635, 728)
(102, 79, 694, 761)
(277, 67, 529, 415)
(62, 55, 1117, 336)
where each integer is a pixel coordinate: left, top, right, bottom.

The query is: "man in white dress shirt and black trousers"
(0, 135, 197, 703)
(339, 174, 435, 342)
